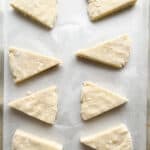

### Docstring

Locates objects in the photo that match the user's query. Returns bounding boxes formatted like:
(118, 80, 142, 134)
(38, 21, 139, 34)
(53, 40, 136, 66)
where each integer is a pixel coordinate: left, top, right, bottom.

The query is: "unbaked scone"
(80, 124, 133, 150)
(12, 130, 63, 150)
(76, 34, 131, 69)
(10, 0, 57, 28)
(87, 0, 137, 21)
(9, 86, 58, 124)
(81, 81, 128, 120)
(9, 47, 61, 83)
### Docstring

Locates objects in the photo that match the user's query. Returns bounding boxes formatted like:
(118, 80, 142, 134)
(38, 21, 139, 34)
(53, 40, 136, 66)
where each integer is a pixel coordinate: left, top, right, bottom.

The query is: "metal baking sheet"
(2, 0, 149, 149)
(147, 1, 150, 148)
(0, 0, 4, 149)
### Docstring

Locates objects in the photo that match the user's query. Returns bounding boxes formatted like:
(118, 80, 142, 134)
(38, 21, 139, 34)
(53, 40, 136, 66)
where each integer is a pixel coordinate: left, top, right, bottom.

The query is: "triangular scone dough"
(9, 47, 61, 83)
(81, 81, 128, 120)
(76, 35, 131, 69)
(10, 0, 57, 28)
(12, 130, 63, 150)
(9, 86, 58, 124)
(87, 0, 137, 21)
(80, 124, 133, 150)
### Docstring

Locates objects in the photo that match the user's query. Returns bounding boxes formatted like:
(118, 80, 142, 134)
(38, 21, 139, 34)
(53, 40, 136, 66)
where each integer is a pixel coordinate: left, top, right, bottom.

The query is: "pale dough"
(12, 130, 63, 150)
(76, 34, 131, 69)
(10, 0, 57, 28)
(9, 47, 61, 83)
(87, 0, 137, 21)
(81, 81, 128, 120)
(80, 124, 133, 150)
(9, 86, 58, 124)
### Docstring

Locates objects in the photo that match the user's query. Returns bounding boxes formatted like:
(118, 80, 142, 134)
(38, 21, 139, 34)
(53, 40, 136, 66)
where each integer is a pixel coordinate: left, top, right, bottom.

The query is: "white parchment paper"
(3, 0, 149, 149)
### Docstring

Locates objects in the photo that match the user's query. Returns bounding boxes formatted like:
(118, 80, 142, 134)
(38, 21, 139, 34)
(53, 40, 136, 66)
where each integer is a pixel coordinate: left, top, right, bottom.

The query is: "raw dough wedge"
(76, 35, 131, 69)
(87, 0, 137, 21)
(80, 124, 133, 150)
(12, 130, 63, 150)
(9, 86, 58, 124)
(81, 81, 128, 120)
(10, 0, 57, 28)
(9, 47, 61, 83)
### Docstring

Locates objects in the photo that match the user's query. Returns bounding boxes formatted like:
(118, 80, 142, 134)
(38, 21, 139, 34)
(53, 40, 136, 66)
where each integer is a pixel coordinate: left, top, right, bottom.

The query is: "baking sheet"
(147, 0, 150, 148)
(0, 0, 4, 149)
(3, 0, 149, 149)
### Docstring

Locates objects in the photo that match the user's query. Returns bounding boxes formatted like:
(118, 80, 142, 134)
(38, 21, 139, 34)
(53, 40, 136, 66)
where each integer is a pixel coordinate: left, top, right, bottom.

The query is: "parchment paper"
(3, 0, 149, 149)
